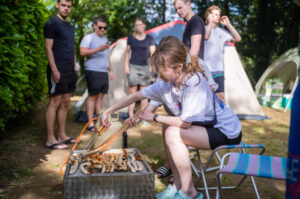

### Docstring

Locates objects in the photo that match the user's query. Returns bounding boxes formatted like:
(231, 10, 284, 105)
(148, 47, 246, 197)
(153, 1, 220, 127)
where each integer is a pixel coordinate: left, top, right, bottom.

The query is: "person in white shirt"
(101, 36, 241, 199)
(204, 5, 241, 102)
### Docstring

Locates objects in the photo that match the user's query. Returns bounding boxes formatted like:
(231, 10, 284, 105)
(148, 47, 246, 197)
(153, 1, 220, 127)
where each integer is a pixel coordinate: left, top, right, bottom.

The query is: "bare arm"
(102, 91, 145, 121)
(108, 59, 114, 80)
(124, 45, 131, 75)
(80, 44, 110, 57)
(189, 34, 201, 57)
(140, 110, 192, 129)
(149, 45, 156, 55)
(44, 38, 60, 83)
(205, 14, 214, 40)
(205, 23, 213, 40)
(74, 54, 78, 71)
(221, 16, 241, 42)
(149, 45, 156, 71)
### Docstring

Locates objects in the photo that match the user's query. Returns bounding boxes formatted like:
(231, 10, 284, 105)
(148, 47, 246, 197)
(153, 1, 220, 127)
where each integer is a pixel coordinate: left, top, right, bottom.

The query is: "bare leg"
(165, 125, 210, 198)
(216, 92, 225, 103)
(95, 93, 105, 115)
(155, 124, 172, 178)
(128, 86, 138, 117)
(86, 95, 97, 128)
(57, 93, 72, 141)
(45, 95, 68, 149)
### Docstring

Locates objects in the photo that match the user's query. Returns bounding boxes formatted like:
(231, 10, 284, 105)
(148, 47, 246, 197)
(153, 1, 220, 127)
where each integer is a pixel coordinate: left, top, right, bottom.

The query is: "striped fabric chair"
(190, 143, 265, 199)
(216, 152, 287, 199)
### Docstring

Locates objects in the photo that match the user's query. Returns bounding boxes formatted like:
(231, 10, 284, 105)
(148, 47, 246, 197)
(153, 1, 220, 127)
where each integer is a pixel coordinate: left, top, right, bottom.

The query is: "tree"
(193, 0, 300, 83)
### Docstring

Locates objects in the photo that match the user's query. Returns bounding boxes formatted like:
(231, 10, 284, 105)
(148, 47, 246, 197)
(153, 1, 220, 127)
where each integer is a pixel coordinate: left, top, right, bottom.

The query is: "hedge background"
(0, 0, 49, 128)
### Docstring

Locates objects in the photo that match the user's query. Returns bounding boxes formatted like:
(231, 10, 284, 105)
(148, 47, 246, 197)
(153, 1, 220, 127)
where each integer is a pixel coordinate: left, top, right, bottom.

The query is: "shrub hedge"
(0, 0, 49, 128)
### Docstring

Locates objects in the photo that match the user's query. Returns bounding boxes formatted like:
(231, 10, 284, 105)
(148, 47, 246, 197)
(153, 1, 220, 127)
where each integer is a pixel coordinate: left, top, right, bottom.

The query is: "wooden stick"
(97, 118, 109, 136)
(83, 109, 142, 156)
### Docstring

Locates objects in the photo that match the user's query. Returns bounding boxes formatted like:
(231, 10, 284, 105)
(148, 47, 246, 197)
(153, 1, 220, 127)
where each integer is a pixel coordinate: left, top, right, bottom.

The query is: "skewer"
(83, 109, 142, 156)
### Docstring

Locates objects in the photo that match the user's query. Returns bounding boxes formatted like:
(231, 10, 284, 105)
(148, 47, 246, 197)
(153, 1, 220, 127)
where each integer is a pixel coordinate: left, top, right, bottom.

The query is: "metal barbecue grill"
(64, 148, 155, 199)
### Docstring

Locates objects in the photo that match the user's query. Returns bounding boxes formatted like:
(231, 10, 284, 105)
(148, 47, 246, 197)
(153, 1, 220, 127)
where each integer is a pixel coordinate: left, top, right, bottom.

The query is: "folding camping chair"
(216, 152, 287, 199)
(189, 143, 265, 199)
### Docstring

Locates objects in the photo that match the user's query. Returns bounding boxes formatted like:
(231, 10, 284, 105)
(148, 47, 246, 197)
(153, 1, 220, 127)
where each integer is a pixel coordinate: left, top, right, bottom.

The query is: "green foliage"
(43, 0, 299, 86)
(58, 0, 148, 71)
(193, 0, 300, 83)
(0, 0, 49, 128)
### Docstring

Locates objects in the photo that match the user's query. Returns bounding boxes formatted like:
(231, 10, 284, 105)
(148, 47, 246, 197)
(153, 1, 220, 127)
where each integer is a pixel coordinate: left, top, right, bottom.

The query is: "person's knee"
(165, 126, 180, 146)
(87, 95, 97, 103)
(97, 93, 105, 101)
(49, 96, 62, 108)
(61, 97, 71, 108)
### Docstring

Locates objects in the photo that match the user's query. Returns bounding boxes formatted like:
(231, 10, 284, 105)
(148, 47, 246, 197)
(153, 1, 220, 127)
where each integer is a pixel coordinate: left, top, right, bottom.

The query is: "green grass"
(16, 167, 35, 178)
(0, 105, 289, 199)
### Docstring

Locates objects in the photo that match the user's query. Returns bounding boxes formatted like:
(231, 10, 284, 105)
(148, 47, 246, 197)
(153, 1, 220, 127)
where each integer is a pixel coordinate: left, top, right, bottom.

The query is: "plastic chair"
(189, 142, 265, 199)
(216, 152, 287, 199)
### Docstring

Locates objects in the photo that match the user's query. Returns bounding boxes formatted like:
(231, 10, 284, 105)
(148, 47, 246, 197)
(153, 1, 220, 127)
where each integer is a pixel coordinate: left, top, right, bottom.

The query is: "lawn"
(0, 100, 290, 199)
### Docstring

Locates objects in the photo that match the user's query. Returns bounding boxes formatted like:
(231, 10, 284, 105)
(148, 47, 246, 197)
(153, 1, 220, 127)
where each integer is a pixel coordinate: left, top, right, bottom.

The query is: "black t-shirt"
(182, 15, 205, 59)
(44, 16, 75, 74)
(127, 34, 155, 66)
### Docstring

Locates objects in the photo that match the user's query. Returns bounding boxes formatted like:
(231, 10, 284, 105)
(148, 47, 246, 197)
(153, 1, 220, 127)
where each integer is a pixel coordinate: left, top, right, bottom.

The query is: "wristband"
(153, 114, 158, 122)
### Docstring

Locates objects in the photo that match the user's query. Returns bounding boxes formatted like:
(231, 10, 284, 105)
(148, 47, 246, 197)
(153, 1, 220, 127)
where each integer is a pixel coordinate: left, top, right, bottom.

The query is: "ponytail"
(183, 55, 208, 83)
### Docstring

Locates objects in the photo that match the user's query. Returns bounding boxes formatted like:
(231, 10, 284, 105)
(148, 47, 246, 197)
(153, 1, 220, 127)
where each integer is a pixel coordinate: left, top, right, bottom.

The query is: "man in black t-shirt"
(174, 0, 205, 59)
(43, 0, 77, 149)
(174, 0, 217, 92)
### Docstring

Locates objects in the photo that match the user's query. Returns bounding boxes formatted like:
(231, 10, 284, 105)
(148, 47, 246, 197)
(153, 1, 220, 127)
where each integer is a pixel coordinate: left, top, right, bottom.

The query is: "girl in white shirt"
(101, 36, 241, 199)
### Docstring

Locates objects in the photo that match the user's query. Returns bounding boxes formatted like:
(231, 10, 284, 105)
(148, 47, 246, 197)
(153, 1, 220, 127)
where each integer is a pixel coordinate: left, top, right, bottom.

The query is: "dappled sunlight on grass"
(0, 103, 290, 199)
(253, 126, 265, 134)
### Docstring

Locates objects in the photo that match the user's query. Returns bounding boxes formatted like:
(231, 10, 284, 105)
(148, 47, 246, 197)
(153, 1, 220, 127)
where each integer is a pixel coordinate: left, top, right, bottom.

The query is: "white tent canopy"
(224, 43, 266, 120)
(102, 39, 129, 112)
(255, 47, 300, 97)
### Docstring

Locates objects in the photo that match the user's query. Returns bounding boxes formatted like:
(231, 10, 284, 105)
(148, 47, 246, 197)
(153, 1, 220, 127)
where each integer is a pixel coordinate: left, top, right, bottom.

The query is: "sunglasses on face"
(98, 26, 106, 30)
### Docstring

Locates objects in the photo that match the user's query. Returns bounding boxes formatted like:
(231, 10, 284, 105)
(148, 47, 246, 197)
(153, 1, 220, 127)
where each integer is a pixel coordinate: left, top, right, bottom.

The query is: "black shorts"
(206, 127, 242, 149)
(47, 69, 78, 96)
(213, 75, 224, 93)
(86, 70, 109, 96)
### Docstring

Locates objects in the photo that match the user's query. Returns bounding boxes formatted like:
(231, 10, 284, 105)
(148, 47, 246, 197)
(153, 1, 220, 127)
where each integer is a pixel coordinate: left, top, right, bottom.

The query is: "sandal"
(155, 166, 172, 178)
(45, 142, 69, 150)
(86, 126, 95, 132)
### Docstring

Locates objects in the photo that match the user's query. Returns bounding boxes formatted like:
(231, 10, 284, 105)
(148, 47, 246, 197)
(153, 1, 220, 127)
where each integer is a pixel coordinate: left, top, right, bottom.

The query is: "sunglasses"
(98, 26, 106, 30)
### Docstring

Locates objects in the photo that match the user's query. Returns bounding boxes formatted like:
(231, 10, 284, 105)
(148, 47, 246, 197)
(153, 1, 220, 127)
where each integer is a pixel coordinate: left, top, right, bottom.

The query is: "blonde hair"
(173, 0, 190, 6)
(205, 5, 222, 24)
(149, 36, 207, 84)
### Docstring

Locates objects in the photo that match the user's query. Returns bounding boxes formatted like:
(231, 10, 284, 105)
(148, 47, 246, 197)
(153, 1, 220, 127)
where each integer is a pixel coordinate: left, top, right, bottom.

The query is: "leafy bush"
(0, 0, 49, 128)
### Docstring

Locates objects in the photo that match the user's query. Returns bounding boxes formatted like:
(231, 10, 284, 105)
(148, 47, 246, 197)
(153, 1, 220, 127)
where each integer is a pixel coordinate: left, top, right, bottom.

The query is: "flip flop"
(155, 166, 172, 178)
(86, 126, 95, 132)
(45, 142, 69, 150)
(62, 138, 77, 145)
